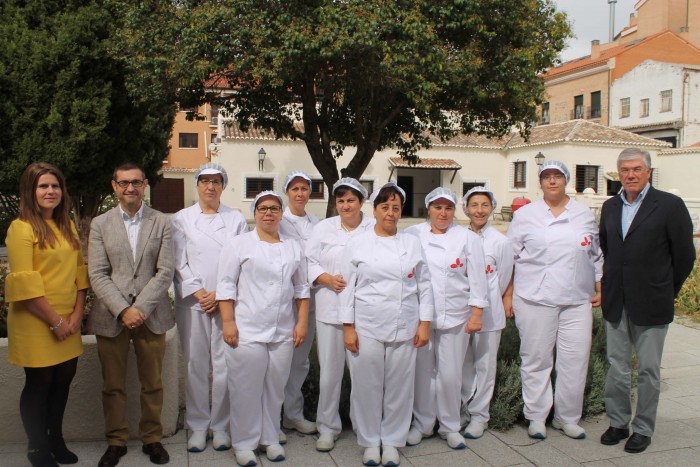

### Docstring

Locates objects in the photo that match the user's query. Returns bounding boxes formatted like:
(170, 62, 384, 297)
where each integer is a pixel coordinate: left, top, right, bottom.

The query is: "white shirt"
(306, 214, 375, 324)
(405, 222, 489, 330)
(172, 203, 248, 308)
(119, 203, 145, 262)
(279, 207, 319, 247)
(338, 229, 434, 342)
(472, 223, 514, 332)
(507, 198, 603, 307)
(217, 229, 310, 343)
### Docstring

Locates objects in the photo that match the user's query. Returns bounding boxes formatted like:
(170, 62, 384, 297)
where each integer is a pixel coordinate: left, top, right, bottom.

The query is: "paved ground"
(2, 321, 700, 466)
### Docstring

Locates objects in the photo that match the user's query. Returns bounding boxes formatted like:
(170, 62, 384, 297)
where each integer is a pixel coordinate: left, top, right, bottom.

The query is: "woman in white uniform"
(278, 171, 319, 436)
(505, 161, 602, 440)
(172, 163, 248, 452)
(404, 187, 489, 450)
(339, 182, 434, 467)
(306, 178, 374, 452)
(461, 187, 514, 439)
(217, 191, 310, 466)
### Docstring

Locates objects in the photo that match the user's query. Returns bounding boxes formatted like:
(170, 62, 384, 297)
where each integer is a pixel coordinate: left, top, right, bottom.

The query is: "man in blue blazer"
(598, 148, 695, 453)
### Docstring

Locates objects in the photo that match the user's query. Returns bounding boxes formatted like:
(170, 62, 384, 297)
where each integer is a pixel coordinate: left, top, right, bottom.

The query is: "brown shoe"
(98, 445, 127, 467)
(142, 442, 170, 465)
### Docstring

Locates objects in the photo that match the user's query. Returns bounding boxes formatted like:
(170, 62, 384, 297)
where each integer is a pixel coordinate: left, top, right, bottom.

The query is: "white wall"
(684, 70, 700, 146)
(657, 150, 700, 198)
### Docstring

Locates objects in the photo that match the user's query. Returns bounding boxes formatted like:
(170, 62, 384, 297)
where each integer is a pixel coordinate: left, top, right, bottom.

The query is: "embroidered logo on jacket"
(450, 258, 464, 269)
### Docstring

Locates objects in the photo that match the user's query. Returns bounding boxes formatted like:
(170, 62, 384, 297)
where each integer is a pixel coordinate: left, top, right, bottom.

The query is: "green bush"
(676, 252, 700, 319)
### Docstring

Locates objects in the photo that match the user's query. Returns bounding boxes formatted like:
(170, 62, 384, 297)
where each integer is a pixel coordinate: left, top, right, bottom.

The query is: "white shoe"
(406, 427, 427, 446)
(552, 419, 586, 439)
(265, 443, 285, 462)
(187, 430, 207, 452)
(464, 421, 487, 439)
(282, 417, 318, 434)
(460, 404, 471, 429)
(362, 447, 381, 466)
(315, 432, 338, 452)
(442, 432, 466, 449)
(381, 445, 400, 467)
(234, 450, 257, 467)
(278, 430, 287, 444)
(212, 431, 231, 451)
(528, 420, 547, 439)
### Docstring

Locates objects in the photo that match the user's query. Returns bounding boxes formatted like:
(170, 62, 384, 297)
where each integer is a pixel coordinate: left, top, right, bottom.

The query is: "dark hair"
(18, 162, 80, 250)
(113, 162, 146, 181)
(334, 186, 365, 202)
(373, 186, 405, 208)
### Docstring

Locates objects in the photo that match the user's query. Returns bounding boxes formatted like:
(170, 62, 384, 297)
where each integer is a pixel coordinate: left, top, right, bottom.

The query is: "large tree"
(166, 0, 570, 214)
(0, 0, 177, 239)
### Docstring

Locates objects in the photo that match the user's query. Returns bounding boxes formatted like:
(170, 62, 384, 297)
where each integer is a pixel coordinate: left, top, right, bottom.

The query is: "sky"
(553, 0, 637, 62)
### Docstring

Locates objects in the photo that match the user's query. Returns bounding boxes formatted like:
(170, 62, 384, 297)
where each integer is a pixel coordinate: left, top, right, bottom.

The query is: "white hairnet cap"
(462, 186, 498, 213)
(538, 160, 571, 184)
(195, 162, 228, 188)
(424, 187, 457, 208)
(369, 182, 406, 206)
(332, 177, 368, 200)
(251, 190, 284, 214)
(282, 170, 312, 192)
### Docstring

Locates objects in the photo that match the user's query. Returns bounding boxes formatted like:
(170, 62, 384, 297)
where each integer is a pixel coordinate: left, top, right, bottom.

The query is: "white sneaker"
(315, 432, 338, 452)
(528, 420, 547, 439)
(362, 447, 381, 466)
(187, 430, 207, 452)
(460, 404, 471, 429)
(442, 432, 466, 449)
(381, 445, 400, 467)
(406, 427, 427, 446)
(464, 421, 487, 439)
(212, 431, 231, 451)
(265, 443, 285, 462)
(278, 430, 287, 444)
(282, 417, 318, 434)
(234, 450, 257, 467)
(552, 419, 586, 439)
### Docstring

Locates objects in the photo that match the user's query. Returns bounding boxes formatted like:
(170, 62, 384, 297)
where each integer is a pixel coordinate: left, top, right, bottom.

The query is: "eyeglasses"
(619, 167, 646, 175)
(540, 174, 565, 182)
(255, 205, 281, 214)
(198, 179, 223, 187)
(115, 179, 145, 188)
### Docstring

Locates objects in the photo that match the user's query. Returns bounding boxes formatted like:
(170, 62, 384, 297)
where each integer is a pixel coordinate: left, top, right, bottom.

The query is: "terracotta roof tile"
(389, 157, 461, 169)
(223, 120, 302, 141)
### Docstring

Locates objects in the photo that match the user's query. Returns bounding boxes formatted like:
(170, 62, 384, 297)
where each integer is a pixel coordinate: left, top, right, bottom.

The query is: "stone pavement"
(2, 321, 700, 466)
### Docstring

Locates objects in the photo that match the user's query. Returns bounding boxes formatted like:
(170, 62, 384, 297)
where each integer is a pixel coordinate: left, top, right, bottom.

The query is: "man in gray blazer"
(88, 162, 174, 467)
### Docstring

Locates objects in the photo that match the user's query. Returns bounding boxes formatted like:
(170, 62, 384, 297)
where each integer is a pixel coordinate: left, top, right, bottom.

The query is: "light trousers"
(462, 330, 502, 423)
(315, 321, 346, 435)
(604, 308, 668, 437)
(347, 335, 416, 448)
(176, 306, 229, 432)
(226, 340, 294, 450)
(513, 294, 592, 424)
(283, 311, 316, 422)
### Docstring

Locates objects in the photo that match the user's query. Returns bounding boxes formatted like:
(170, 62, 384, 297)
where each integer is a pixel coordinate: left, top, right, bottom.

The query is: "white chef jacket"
(338, 229, 434, 342)
(507, 198, 602, 307)
(404, 222, 489, 330)
(217, 229, 310, 343)
(172, 203, 248, 307)
(306, 214, 375, 324)
(279, 207, 319, 247)
(473, 223, 514, 332)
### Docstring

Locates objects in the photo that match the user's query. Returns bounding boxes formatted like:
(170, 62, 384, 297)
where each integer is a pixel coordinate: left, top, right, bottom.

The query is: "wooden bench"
(495, 206, 513, 221)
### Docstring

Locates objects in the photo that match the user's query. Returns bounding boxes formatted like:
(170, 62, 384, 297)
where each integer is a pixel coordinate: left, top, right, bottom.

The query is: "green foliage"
(676, 252, 700, 320)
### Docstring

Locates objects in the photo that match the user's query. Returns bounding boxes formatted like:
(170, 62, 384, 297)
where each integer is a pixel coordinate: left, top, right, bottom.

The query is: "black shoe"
(624, 432, 651, 453)
(49, 437, 79, 464)
(142, 442, 170, 465)
(27, 449, 59, 467)
(600, 426, 630, 445)
(98, 445, 127, 467)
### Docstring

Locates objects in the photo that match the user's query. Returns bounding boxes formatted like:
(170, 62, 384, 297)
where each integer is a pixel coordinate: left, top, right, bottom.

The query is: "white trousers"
(176, 306, 229, 432)
(315, 321, 346, 435)
(347, 335, 416, 448)
(226, 340, 294, 450)
(461, 330, 502, 423)
(412, 325, 469, 435)
(513, 295, 592, 424)
(283, 311, 316, 422)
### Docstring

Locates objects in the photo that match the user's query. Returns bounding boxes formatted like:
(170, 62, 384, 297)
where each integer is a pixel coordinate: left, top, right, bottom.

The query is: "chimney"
(591, 40, 601, 59)
(608, 0, 617, 42)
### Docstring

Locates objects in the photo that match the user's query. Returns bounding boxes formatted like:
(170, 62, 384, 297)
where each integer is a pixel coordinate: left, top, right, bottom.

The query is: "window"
(575, 165, 599, 193)
(660, 89, 672, 112)
(590, 91, 601, 118)
(619, 98, 630, 118)
(462, 182, 485, 196)
(513, 161, 526, 189)
(245, 177, 274, 198)
(640, 98, 650, 118)
(360, 180, 374, 195)
(541, 103, 550, 124)
(574, 95, 584, 119)
(178, 133, 198, 148)
(310, 179, 325, 199)
(210, 105, 220, 125)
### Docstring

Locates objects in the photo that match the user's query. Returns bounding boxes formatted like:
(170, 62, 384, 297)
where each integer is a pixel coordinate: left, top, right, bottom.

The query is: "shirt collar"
(119, 203, 144, 222)
(620, 182, 651, 207)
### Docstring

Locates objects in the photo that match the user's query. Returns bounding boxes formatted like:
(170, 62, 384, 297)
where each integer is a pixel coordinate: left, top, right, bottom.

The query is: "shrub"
(676, 252, 700, 320)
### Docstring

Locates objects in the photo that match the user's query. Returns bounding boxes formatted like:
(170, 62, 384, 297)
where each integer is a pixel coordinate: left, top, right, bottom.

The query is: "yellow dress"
(5, 219, 90, 367)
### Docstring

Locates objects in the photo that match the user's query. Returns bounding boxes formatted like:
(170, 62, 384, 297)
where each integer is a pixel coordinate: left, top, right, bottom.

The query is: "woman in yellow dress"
(5, 162, 89, 467)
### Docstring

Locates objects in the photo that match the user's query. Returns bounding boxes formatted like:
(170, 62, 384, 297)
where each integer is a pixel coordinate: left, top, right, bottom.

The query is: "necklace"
(341, 222, 357, 233)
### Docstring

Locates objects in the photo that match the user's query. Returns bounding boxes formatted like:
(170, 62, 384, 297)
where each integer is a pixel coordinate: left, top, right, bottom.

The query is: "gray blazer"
(87, 205, 175, 337)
